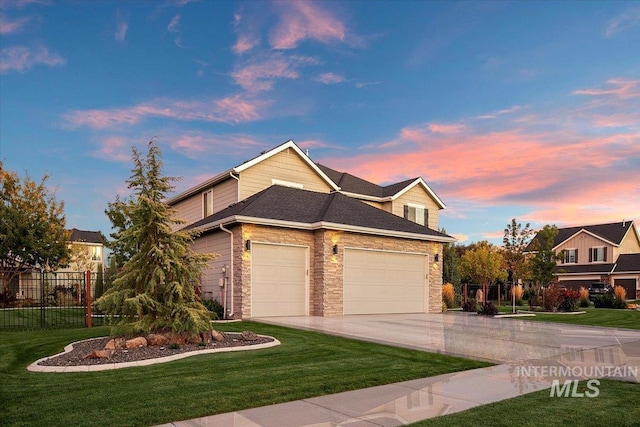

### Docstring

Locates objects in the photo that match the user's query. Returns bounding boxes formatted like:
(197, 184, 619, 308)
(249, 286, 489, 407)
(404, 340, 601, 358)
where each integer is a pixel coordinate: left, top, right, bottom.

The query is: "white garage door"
(251, 243, 308, 317)
(344, 249, 427, 315)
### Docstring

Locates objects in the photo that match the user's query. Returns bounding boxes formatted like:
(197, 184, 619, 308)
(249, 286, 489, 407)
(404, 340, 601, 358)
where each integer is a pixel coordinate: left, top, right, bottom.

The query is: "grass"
(0, 306, 105, 329)
(409, 379, 640, 426)
(506, 306, 640, 330)
(0, 322, 491, 427)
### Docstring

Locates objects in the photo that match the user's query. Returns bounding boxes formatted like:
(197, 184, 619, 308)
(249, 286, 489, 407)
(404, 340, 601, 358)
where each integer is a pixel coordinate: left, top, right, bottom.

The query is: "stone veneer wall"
(233, 223, 444, 318)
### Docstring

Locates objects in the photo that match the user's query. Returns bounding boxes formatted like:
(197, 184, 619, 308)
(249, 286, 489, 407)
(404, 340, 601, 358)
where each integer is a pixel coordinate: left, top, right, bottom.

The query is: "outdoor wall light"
(245, 240, 251, 251)
(434, 254, 439, 262)
(332, 244, 338, 255)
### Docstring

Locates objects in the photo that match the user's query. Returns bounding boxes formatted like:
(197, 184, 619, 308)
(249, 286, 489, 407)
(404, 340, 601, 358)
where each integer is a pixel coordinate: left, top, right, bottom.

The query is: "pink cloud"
(270, 0, 346, 49)
(427, 122, 465, 134)
(315, 72, 345, 85)
(573, 78, 640, 99)
(233, 34, 259, 54)
(0, 15, 29, 34)
(604, 7, 640, 38)
(231, 54, 318, 92)
(475, 105, 523, 120)
(168, 14, 180, 32)
(63, 95, 272, 129)
(94, 136, 131, 163)
(0, 45, 65, 73)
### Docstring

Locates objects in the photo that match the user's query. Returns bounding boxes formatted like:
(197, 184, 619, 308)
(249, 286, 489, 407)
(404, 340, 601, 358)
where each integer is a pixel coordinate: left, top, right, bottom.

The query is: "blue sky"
(1, 0, 638, 244)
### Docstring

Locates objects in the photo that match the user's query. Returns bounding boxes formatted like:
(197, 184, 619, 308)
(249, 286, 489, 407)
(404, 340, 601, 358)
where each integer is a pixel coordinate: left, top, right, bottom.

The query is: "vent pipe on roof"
(305, 148, 309, 157)
(623, 219, 626, 227)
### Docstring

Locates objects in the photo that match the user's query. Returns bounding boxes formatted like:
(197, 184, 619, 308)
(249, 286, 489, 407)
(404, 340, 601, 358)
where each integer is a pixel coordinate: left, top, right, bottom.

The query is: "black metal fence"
(0, 271, 109, 330)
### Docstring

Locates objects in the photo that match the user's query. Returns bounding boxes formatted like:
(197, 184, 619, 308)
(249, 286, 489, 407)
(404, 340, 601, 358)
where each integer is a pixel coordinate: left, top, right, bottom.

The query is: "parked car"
(587, 282, 613, 301)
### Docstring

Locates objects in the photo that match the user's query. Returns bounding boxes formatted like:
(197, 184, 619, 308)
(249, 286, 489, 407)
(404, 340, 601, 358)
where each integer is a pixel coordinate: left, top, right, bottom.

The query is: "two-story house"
(168, 140, 455, 319)
(531, 221, 640, 298)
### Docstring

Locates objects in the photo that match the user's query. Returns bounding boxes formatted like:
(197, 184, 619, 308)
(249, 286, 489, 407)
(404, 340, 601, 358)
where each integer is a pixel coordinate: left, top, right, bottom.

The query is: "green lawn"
(506, 307, 640, 330)
(0, 322, 490, 427)
(410, 379, 640, 426)
(0, 306, 105, 329)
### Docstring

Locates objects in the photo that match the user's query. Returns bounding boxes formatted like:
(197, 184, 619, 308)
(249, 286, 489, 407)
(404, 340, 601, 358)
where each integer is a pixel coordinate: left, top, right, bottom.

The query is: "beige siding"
(362, 200, 383, 209)
(172, 194, 203, 231)
(191, 232, 230, 306)
(213, 178, 239, 213)
(392, 185, 440, 229)
(239, 148, 332, 200)
(556, 232, 613, 264)
(616, 227, 640, 258)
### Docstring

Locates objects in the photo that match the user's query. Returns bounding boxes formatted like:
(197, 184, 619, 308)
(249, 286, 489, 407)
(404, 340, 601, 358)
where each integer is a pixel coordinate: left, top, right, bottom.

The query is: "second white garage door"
(251, 243, 308, 317)
(344, 248, 427, 315)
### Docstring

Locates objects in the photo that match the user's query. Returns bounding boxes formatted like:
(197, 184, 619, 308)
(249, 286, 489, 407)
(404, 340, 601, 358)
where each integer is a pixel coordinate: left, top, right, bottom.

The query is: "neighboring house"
(168, 140, 455, 319)
(1, 228, 105, 303)
(530, 221, 640, 299)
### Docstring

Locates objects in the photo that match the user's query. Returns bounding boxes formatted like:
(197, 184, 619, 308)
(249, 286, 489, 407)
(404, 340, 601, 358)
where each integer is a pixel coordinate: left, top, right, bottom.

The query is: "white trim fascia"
(553, 228, 619, 251)
(191, 215, 456, 243)
(167, 168, 234, 205)
(391, 178, 446, 209)
(233, 140, 340, 191)
(337, 191, 392, 203)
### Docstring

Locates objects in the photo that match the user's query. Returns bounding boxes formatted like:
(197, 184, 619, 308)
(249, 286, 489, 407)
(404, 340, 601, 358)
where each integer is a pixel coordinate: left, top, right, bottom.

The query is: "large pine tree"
(96, 142, 215, 335)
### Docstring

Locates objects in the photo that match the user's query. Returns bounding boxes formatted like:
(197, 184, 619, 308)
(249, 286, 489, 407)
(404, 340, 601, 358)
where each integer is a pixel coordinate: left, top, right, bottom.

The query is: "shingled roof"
(315, 163, 418, 198)
(613, 253, 640, 273)
(530, 221, 635, 250)
(187, 185, 453, 241)
(68, 228, 104, 244)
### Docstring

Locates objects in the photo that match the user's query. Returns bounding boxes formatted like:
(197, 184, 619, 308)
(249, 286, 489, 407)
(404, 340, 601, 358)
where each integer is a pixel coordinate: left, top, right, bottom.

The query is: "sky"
(1, 0, 639, 245)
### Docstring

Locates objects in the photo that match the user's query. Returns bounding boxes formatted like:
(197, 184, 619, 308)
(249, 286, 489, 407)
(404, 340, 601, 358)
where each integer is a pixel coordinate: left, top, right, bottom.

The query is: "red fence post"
(85, 270, 92, 328)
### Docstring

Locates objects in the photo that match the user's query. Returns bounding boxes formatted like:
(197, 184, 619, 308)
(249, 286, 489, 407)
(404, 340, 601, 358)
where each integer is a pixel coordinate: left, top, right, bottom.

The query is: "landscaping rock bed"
(38, 332, 274, 367)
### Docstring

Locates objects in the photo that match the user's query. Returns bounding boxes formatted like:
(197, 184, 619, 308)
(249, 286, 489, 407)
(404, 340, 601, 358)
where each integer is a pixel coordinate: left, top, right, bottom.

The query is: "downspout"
(220, 224, 234, 318)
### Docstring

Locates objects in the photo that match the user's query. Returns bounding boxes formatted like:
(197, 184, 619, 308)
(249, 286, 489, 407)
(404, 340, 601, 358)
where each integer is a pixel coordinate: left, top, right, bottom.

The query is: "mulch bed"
(38, 333, 274, 367)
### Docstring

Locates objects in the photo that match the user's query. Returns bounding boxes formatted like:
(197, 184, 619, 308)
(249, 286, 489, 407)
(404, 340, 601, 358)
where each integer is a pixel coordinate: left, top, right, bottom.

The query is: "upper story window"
(90, 246, 102, 262)
(203, 190, 213, 218)
(589, 247, 607, 263)
(404, 203, 427, 226)
(562, 249, 577, 264)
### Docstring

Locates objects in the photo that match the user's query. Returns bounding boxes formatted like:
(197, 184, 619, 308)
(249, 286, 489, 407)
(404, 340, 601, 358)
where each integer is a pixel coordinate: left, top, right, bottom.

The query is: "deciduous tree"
(529, 225, 560, 287)
(459, 241, 507, 303)
(0, 162, 69, 294)
(503, 218, 533, 289)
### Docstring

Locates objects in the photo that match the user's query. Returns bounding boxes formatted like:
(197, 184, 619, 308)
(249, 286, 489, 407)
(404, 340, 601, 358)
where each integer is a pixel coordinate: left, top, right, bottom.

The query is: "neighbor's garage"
(613, 278, 637, 299)
(251, 243, 308, 317)
(343, 248, 427, 315)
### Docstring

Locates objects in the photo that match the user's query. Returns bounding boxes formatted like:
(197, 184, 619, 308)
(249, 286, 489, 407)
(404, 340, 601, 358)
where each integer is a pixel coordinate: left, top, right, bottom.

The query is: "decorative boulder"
(125, 336, 148, 349)
(240, 331, 259, 341)
(146, 333, 169, 346)
(183, 332, 202, 345)
(84, 350, 113, 359)
(104, 338, 126, 350)
(164, 332, 185, 345)
(211, 329, 225, 342)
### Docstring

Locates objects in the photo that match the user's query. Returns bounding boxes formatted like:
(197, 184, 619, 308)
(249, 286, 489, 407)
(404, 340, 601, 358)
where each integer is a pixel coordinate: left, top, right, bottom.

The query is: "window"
(203, 190, 212, 218)
(590, 247, 607, 263)
(90, 246, 101, 262)
(404, 204, 427, 226)
(562, 249, 577, 264)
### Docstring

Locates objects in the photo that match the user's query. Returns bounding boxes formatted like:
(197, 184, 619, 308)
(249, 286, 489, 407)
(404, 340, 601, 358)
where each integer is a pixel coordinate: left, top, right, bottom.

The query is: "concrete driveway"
(256, 313, 640, 378)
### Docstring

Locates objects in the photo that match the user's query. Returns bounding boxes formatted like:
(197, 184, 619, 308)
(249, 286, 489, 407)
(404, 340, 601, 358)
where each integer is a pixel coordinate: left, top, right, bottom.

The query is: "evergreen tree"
(96, 142, 215, 335)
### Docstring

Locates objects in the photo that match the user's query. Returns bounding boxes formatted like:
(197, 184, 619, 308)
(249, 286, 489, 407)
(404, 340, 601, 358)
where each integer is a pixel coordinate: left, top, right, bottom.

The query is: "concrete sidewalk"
(158, 363, 561, 427)
(158, 314, 640, 427)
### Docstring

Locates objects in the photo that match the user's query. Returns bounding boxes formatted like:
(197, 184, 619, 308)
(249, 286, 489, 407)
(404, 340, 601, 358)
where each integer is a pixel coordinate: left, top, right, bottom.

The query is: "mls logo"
(549, 379, 600, 398)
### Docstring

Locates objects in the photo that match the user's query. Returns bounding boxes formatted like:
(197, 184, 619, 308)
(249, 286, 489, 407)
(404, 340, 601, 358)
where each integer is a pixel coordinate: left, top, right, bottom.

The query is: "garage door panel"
(613, 279, 637, 299)
(344, 249, 426, 315)
(252, 244, 307, 317)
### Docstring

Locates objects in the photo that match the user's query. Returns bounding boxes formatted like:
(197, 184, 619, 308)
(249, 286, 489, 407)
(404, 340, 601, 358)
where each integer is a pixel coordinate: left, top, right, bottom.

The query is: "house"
(168, 140, 455, 318)
(531, 221, 640, 299)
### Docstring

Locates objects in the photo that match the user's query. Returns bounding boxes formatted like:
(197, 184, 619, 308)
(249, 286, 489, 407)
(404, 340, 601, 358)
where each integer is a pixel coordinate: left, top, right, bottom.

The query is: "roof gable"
(552, 221, 634, 249)
(613, 253, 640, 273)
(68, 228, 104, 244)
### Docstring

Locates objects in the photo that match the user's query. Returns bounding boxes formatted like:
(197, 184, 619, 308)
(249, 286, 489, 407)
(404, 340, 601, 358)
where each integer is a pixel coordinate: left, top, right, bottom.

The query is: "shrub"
(441, 301, 448, 312)
(559, 289, 580, 312)
(510, 284, 524, 306)
(579, 287, 590, 308)
(543, 284, 564, 312)
(594, 294, 615, 308)
(442, 283, 455, 308)
(614, 285, 627, 302)
(477, 301, 498, 316)
(202, 298, 224, 320)
(462, 299, 477, 312)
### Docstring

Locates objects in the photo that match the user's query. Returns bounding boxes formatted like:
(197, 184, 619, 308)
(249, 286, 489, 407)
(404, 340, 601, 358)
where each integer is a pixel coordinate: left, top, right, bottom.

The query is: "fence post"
(85, 270, 92, 328)
(40, 269, 46, 329)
